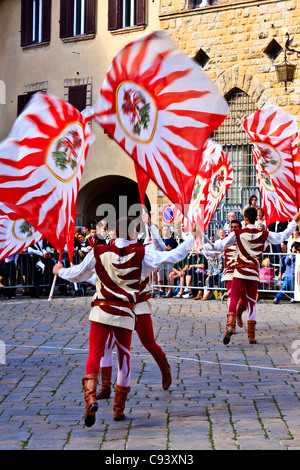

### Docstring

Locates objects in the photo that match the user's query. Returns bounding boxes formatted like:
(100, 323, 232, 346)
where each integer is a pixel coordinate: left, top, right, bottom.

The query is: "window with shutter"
(85, 0, 96, 35)
(21, 0, 51, 47)
(68, 85, 87, 112)
(193, 0, 217, 7)
(135, 0, 145, 26)
(60, 0, 96, 39)
(108, 0, 119, 31)
(17, 94, 31, 116)
(21, 0, 33, 46)
(60, 0, 73, 38)
(42, 0, 52, 42)
(17, 91, 41, 116)
(108, 0, 146, 31)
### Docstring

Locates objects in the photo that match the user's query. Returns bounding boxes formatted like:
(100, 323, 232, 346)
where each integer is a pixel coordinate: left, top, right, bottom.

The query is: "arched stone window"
(213, 87, 259, 220)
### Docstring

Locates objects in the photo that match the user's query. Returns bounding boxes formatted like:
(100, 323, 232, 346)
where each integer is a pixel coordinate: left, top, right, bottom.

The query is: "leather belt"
(234, 263, 259, 270)
(137, 293, 151, 303)
(91, 299, 135, 309)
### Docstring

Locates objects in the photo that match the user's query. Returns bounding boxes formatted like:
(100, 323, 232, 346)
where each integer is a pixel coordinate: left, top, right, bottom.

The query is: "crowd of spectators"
(0, 219, 112, 300)
(154, 195, 300, 303)
(0, 197, 299, 303)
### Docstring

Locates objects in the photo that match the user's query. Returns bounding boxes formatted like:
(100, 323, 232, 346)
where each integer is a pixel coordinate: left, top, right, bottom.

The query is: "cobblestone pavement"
(0, 293, 300, 451)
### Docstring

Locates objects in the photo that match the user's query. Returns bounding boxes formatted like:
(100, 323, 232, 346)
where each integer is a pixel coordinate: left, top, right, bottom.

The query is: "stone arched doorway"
(76, 175, 151, 230)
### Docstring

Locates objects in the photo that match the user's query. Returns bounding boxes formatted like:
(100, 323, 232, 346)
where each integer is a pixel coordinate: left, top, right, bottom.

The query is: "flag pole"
(292, 147, 300, 214)
(71, 263, 78, 291)
(48, 275, 57, 302)
(142, 206, 150, 240)
(48, 252, 62, 302)
(184, 212, 214, 247)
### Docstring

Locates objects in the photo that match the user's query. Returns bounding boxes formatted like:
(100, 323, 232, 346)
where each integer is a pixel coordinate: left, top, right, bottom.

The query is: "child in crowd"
(273, 242, 300, 304)
(257, 257, 275, 303)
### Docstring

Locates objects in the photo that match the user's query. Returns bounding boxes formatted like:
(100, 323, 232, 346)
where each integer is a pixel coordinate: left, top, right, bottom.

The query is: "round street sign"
(161, 204, 174, 224)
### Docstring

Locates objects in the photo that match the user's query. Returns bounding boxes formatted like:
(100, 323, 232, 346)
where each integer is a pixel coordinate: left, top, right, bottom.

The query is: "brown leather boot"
(113, 385, 130, 421)
(223, 313, 236, 345)
(96, 366, 112, 400)
(247, 320, 257, 344)
(155, 354, 172, 390)
(82, 374, 98, 427)
(232, 317, 237, 335)
(201, 290, 211, 301)
(193, 290, 203, 300)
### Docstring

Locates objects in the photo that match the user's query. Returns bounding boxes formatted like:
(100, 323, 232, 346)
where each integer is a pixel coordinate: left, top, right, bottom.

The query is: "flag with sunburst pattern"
(0, 92, 93, 262)
(174, 139, 233, 232)
(191, 140, 233, 231)
(94, 31, 229, 216)
(0, 203, 43, 262)
(243, 105, 299, 226)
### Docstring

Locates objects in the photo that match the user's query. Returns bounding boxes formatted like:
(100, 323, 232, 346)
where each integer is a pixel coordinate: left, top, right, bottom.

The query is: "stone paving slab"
(0, 294, 299, 452)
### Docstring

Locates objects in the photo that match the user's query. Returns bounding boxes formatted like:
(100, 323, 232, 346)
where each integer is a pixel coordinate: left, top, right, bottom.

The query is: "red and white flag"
(174, 139, 233, 232)
(0, 92, 93, 262)
(294, 146, 300, 205)
(93, 31, 229, 216)
(243, 105, 299, 226)
(134, 162, 150, 209)
(0, 203, 43, 262)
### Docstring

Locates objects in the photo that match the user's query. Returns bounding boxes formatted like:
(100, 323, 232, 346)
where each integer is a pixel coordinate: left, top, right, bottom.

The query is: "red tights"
(226, 280, 247, 313)
(86, 321, 132, 387)
(228, 277, 259, 321)
(99, 314, 164, 373)
(135, 314, 164, 362)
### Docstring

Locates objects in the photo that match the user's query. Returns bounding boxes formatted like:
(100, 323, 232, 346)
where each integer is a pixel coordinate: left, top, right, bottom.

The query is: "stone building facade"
(0, 1, 299, 232)
(0, 0, 161, 228)
(159, 0, 300, 225)
(160, 0, 300, 114)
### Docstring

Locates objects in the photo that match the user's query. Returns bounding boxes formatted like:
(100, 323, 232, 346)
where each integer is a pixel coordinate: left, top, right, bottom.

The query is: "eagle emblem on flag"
(211, 166, 227, 198)
(120, 86, 151, 137)
(17, 220, 36, 239)
(52, 128, 83, 172)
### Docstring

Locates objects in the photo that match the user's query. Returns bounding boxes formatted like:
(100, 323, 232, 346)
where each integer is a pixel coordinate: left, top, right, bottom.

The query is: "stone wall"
(160, 0, 300, 128)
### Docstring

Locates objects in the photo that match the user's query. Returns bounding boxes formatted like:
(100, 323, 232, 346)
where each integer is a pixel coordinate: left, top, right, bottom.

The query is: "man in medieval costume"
(203, 207, 300, 345)
(96, 217, 173, 402)
(53, 214, 198, 427)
